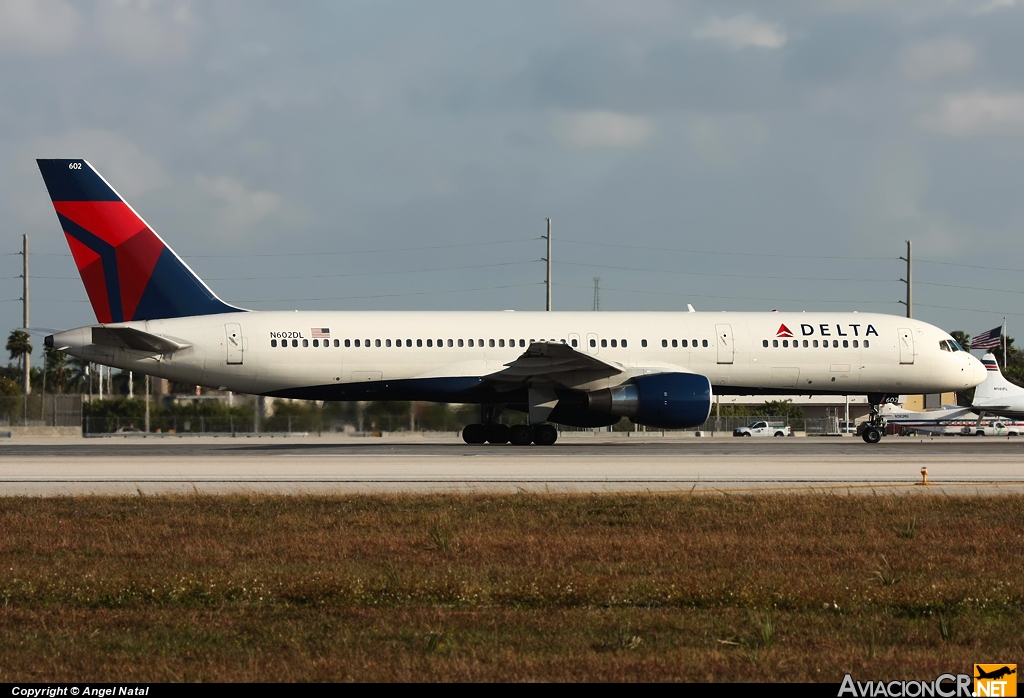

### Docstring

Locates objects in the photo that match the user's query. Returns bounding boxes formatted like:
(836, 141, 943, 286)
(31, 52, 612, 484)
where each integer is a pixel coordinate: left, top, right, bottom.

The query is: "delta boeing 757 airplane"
(38, 159, 985, 444)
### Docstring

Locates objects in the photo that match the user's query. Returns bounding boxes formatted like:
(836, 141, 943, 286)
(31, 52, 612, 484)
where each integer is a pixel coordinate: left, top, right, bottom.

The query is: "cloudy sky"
(3, 0, 1024, 358)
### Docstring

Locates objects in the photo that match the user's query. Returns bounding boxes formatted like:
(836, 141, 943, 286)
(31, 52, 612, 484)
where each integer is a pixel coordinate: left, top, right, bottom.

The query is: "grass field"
(0, 493, 1021, 682)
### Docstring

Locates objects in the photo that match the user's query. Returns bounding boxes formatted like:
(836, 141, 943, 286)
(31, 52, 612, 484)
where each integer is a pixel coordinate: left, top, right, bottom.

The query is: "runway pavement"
(1, 433, 1023, 495)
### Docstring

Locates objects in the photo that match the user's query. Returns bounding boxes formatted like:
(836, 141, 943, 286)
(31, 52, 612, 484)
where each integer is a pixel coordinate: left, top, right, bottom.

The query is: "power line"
(206, 259, 539, 282)
(559, 239, 893, 261)
(236, 282, 543, 304)
(558, 260, 896, 283)
(554, 282, 898, 305)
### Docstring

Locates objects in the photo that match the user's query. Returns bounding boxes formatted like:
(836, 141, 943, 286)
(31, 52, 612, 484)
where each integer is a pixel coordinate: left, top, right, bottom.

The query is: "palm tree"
(6, 330, 31, 392)
(44, 347, 69, 394)
(66, 357, 91, 395)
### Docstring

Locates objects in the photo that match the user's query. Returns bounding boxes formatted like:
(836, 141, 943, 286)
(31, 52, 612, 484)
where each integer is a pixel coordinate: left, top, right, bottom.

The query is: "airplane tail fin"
(35, 159, 242, 323)
(973, 352, 1023, 401)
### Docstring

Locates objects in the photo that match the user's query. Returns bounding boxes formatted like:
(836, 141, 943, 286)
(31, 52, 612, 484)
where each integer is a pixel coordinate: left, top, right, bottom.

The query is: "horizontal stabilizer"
(91, 326, 191, 353)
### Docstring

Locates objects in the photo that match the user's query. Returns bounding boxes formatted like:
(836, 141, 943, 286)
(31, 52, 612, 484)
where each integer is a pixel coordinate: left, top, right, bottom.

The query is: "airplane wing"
(485, 341, 623, 383)
(91, 326, 192, 353)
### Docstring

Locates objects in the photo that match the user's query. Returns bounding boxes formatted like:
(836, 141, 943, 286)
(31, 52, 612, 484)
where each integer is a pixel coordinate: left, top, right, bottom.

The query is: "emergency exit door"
(898, 327, 915, 365)
(716, 324, 734, 364)
(225, 323, 243, 365)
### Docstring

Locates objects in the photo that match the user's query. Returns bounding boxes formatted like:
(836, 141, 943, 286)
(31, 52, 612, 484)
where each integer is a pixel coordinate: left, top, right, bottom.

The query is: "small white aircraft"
(971, 352, 1024, 418)
(880, 403, 982, 436)
(37, 159, 986, 445)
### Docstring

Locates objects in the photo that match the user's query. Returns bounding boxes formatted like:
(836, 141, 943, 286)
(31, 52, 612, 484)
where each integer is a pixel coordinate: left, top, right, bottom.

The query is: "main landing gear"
(857, 403, 888, 444)
(462, 422, 558, 446)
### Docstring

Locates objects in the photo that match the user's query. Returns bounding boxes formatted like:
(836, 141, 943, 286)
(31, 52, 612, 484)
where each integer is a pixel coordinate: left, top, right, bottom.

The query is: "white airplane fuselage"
(50, 310, 985, 403)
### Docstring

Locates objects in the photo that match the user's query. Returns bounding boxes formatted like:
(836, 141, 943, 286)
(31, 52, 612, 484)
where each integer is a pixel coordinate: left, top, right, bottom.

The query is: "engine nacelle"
(587, 372, 712, 429)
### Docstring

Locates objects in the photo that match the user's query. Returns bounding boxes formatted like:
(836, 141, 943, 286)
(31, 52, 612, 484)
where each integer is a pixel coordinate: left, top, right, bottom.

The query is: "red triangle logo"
(776, 324, 793, 338)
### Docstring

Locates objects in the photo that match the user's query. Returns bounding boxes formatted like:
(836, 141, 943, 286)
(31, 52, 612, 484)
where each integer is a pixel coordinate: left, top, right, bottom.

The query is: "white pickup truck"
(733, 421, 792, 437)
(959, 420, 1021, 436)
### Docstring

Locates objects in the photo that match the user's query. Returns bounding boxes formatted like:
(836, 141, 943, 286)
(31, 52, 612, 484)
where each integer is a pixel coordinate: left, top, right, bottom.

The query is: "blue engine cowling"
(587, 372, 712, 429)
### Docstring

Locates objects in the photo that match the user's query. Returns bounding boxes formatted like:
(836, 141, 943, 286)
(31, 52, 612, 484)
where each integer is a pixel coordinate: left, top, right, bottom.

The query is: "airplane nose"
(968, 354, 986, 387)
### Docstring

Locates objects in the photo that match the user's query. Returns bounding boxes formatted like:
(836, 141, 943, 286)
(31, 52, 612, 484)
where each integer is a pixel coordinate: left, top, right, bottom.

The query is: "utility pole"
(593, 277, 601, 311)
(21, 235, 30, 397)
(543, 218, 552, 311)
(144, 374, 150, 434)
(899, 240, 912, 318)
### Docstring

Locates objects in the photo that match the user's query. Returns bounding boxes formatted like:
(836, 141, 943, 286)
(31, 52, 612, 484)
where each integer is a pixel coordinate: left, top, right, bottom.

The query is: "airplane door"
(586, 333, 599, 355)
(225, 323, 243, 365)
(568, 333, 581, 350)
(898, 327, 915, 364)
(716, 324, 734, 364)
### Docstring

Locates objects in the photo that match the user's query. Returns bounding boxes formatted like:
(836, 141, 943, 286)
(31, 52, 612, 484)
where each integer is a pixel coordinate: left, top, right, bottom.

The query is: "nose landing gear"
(857, 398, 890, 443)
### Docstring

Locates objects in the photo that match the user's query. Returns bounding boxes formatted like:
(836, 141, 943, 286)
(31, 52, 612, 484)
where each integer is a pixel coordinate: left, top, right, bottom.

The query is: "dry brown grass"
(0, 493, 1021, 681)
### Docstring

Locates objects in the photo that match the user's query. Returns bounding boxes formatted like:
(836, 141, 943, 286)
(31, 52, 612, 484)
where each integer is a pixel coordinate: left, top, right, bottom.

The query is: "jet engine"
(587, 372, 712, 429)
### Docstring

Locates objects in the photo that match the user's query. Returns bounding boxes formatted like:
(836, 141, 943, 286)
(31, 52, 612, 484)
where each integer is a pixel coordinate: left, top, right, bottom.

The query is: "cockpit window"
(939, 340, 951, 352)
(940, 339, 964, 352)
(948, 339, 964, 352)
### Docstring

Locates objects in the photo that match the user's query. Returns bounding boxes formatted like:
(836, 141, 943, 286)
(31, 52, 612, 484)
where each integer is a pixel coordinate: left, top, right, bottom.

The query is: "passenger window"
(833, 340, 839, 348)
(458, 339, 464, 347)
(681, 340, 688, 348)
(448, 339, 454, 347)
(479, 339, 484, 346)
(417, 339, 422, 347)
(853, 340, 859, 348)
(292, 340, 298, 347)
(365, 339, 370, 347)
(406, 339, 412, 347)
(773, 340, 779, 347)
(641, 339, 647, 347)
(813, 340, 818, 348)
(386, 339, 392, 347)
(702, 340, 708, 347)
(783, 340, 789, 348)
(843, 340, 849, 348)
(610, 339, 616, 348)
(468, 339, 474, 347)
(601, 339, 607, 348)
(344, 339, 350, 347)
(375, 339, 381, 347)
(489, 339, 495, 347)
(302, 339, 309, 347)
(571, 339, 578, 347)
(427, 339, 433, 347)
(672, 339, 678, 348)
(354, 339, 360, 347)
(590, 339, 597, 348)
(499, 339, 505, 347)
(864, 340, 870, 348)
(762, 340, 769, 347)
(622, 339, 627, 348)
(519, 339, 525, 347)
(803, 340, 808, 348)
(692, 339, 698, 346)
(271, 339, 277, 347)
(438, 339, 444, 347)
(313, 339, 319, 347)
(662, 340, 668, 347)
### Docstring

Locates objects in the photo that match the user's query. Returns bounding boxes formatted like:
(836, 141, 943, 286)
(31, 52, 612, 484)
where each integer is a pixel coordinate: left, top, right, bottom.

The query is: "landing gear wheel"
(486, 424, 510, 444)
(862, 428, 882, 444)
(532, 423, 558, 446)
(509, 424, 533, 446)
(462, 423, 487, 444)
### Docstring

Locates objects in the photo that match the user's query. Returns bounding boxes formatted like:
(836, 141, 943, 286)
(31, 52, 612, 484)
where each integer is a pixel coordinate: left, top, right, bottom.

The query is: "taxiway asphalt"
(1, 434, 1022, 495)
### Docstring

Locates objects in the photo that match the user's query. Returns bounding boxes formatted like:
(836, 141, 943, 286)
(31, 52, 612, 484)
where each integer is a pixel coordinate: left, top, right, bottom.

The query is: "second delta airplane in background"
(39, 159, 985, 444)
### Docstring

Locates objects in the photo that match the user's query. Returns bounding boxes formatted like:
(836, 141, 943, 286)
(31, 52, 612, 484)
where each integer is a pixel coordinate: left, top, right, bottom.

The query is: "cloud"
(693, 14, 787, 50)
(921, 90, 1024, 136)
(550, 110, 655, 149)
(195, 174, 283, 234)
(901, 38, 975, 81)
(0, 0, 81, 54)
(95, 0, 198, 64)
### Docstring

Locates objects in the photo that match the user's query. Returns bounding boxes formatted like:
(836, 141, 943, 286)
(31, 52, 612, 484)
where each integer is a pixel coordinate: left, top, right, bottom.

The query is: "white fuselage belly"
(51, 310, 982, 399)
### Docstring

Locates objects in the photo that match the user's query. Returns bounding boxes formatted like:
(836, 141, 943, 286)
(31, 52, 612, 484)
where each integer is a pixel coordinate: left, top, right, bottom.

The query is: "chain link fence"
(0, 395, 82, 428)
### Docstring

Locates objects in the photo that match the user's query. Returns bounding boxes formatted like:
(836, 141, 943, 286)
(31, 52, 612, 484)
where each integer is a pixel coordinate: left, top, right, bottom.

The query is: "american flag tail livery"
(36, 159, 242, 323)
